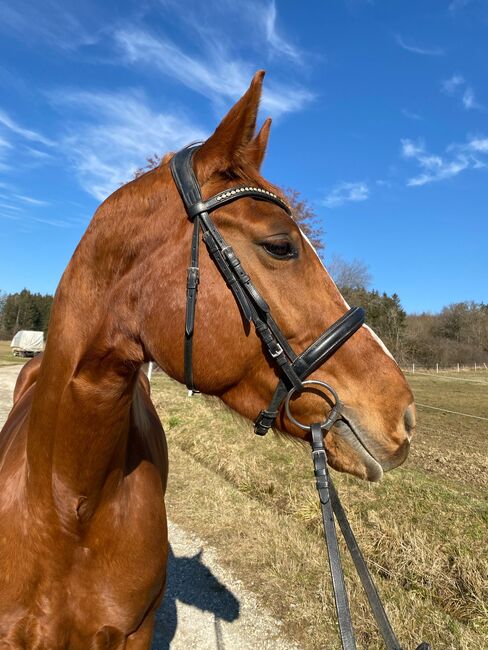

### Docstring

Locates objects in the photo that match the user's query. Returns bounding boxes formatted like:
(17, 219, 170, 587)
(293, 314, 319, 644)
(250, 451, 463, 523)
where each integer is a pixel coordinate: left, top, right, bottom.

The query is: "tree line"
(0, 289, 53, 340)
(2, 289, 486, 369)
(403, 302, 488, 367)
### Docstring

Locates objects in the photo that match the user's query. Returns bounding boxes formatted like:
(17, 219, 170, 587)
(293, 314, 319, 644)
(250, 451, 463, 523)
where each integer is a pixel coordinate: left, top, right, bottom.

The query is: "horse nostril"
(404, 403, 416, 438)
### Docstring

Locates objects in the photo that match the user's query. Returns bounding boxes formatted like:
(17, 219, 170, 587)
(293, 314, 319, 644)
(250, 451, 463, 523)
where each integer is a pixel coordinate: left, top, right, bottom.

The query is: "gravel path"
(0, 364, 299, 650)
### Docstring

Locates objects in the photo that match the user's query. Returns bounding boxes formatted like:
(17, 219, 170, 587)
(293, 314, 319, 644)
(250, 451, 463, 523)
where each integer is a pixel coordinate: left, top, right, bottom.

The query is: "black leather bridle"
(170, 144, 430, 650)
(170, 144, 365, 433)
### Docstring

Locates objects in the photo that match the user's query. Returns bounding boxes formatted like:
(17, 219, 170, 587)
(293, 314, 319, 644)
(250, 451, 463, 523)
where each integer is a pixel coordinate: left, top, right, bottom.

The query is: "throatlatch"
(170, 143, 430, 650)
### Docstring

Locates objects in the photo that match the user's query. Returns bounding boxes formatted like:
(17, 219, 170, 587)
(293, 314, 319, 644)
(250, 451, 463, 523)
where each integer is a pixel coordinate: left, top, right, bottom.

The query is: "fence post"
(475, 362, 477, 372)
(412, 363, 415, 374)
(436, 363, 439, 374)
(457, 363, 460, 373)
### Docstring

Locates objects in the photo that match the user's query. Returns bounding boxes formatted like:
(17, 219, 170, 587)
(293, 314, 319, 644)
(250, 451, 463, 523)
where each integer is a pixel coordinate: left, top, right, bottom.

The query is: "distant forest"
(1, 287, 487, 368)
(0, 289, 53, 339)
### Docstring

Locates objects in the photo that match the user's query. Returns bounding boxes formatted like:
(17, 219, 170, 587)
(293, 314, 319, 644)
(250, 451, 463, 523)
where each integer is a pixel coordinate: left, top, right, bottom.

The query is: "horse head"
(120, 71, 414, 482)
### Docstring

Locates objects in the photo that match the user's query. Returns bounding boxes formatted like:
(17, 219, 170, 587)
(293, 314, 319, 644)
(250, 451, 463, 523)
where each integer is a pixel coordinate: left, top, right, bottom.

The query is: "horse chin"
(329, 419, 384, 482)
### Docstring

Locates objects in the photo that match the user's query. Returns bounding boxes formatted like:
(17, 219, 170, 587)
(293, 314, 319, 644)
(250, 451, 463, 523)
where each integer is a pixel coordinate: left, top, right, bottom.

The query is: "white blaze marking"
(298, 227, 397, 364)
(363, 324, 396, 362)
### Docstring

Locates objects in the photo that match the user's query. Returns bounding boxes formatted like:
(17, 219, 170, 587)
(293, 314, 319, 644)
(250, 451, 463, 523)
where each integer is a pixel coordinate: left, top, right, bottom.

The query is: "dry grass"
(152, 372, 487, 649)
(0, 340, 28, 367)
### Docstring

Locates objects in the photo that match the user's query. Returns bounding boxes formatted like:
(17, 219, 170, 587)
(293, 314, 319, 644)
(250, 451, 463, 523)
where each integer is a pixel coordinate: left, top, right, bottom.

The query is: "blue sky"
(0, 0, 487, 313)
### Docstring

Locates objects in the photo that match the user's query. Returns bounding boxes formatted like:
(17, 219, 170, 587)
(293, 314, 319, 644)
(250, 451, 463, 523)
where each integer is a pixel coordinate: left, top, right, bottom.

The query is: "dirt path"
(0, 365, 298, 650)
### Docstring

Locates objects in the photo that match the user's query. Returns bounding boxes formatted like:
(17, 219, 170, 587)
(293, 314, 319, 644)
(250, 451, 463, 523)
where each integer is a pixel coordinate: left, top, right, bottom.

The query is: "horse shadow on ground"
(152, 546, 240, 649)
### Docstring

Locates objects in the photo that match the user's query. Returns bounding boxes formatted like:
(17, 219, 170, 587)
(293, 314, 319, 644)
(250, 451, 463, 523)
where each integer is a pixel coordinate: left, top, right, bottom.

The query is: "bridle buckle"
(269, 343, 284, 359)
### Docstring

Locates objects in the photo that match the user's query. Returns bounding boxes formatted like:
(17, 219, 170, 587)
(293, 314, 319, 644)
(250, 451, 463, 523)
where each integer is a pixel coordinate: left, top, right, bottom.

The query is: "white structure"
(10, 330, 44, 357)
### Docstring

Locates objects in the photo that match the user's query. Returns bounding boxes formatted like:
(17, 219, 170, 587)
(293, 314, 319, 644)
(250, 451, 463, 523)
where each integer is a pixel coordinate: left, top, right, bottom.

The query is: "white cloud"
(264, 1, 302, 62)
(0, 201, 23, 212)
(462, 86, 481, 110)
(114, 28, 314, 119)
(441, 75, 483, 110)
(0, 1, 102, 51)
(0, 109, 54, 146)
(322, 182, 369, 208)
(449, 0, 473, 12)
(0, 135, 12, 149)
(395, 34, 445, 56)
(441, 74, 465, 94)
(14, 194, 50, 206)
(402, 108, 422, 120)
(28, 215, 73, 228)
(467, 137, 488, 153)
(51, 89, 206, 200)
(401, 137, 487, 186)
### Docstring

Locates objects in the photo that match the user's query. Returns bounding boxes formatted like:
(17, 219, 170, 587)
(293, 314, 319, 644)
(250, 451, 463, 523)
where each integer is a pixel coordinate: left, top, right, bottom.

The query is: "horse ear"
(243, 117, 272, 171)
(194, 70, 265, 181)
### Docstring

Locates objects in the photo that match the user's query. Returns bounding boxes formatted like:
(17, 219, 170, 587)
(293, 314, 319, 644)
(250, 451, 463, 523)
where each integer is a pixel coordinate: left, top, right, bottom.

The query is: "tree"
(327, 255, 372, 290)
(337, 286, 407, 359)
(0, 289, 53, 338)
(403, 302, 488, 367)
(282, 188, 324, 253)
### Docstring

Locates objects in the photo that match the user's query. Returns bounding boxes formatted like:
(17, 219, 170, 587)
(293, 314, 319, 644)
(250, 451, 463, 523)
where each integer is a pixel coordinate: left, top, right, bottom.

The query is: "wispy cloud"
(0, 109, 54, 146)
(402, 108, 422, 121)
(29, 215, 74, 228)
(448, 0, 475, 12)
(466, 136, 488, 153)
(322, 182, 369, 208)
(401, 136, 488, 186)
(462, 85, 482, 110)
(264, 1, 302, 62)
(14, 194, 50, 206)
(0, 1, 103, 51)
(154, 0, 306, 66)
(51, 89, 205, 200)
(442, 74, 464, 94)
(0, 201, 23, 212)
(441, 74, 483, 110)
(0, 189, 67, 228)
(114, 28, 314, 118)
(395, 34, 445, 56)
(0, 135, 12, 150)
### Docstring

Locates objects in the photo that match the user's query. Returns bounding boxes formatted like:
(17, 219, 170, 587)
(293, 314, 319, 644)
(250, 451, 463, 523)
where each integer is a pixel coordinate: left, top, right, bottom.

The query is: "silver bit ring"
(284, 379, 341, 431)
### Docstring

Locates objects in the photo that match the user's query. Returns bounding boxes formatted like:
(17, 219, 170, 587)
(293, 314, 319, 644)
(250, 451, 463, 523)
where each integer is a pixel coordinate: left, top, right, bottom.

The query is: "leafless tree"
(282, 188, 324, 253)
(327, 255, 372, 290)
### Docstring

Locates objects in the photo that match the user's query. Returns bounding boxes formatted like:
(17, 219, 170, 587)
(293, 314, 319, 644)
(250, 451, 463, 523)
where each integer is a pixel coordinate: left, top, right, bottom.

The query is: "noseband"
(170, 145, 430, 650)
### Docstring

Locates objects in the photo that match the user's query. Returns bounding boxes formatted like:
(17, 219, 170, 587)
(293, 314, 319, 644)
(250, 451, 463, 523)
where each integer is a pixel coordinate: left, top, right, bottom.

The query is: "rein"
(170, 145, 430, 649)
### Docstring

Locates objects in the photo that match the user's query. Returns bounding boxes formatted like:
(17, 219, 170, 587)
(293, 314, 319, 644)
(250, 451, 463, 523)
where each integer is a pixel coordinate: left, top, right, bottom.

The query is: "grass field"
(0, 340, 28, 367)
(151, 370, 488, 650)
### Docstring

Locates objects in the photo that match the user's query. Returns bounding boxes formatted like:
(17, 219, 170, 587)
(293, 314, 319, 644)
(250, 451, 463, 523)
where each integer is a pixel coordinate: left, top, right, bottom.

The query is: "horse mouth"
(332, 416, 384, 482)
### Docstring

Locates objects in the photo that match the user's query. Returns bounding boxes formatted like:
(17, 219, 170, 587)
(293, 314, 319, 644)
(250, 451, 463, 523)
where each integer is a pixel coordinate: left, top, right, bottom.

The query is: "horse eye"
(261, 240, 298, 259)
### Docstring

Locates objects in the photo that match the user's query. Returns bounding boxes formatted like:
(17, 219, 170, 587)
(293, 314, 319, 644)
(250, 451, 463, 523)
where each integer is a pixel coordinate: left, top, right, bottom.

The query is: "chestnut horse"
(0, 72, 414, 648)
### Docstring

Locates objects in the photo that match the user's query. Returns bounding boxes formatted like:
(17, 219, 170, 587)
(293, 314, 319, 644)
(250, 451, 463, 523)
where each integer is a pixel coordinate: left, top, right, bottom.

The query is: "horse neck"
(25, 185, 165, 522)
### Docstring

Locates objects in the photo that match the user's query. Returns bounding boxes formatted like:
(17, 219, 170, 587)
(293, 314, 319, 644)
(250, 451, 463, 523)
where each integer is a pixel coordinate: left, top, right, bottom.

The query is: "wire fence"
(402, 362, 488, 374)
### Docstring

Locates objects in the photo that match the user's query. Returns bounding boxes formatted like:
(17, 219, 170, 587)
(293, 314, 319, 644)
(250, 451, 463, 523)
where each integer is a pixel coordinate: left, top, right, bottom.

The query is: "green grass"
(151, 371, 488, 650)
(0, 340, 28, 367)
